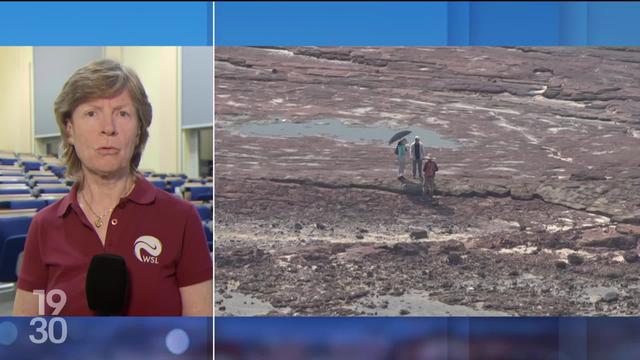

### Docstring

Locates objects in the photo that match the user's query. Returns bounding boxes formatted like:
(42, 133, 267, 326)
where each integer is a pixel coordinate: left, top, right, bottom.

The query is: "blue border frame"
(0, 2, 212, 45)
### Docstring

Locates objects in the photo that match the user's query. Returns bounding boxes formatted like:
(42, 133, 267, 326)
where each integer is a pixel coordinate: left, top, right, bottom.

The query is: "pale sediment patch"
(592, 150, 616, 155)
(389, 98, 437, 107)
(498, 245, 540, 255)
(226, 100, 246, 107)
(483, 167, 519, 172)
(378, 112, 410, 120)
(352, 107, 374, 115)
(239, 145, 264, 150)
(547, 127, 574, 134)
(541, 248, 597, 261)
(229, 153, 269, 159)
(532, 95, 585, 108)
(469, 131, 488, 137)
(425, 117, 450, 126)
(279, 155, 333, 160)
(261, 48, 296, 57)
(529, 86, 547, 95)
(448, 103, 521, 115)
(542, 146, 573, 163)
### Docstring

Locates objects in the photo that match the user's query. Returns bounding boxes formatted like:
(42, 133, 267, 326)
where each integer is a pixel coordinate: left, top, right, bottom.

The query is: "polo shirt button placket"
(106, 218, 118, 250)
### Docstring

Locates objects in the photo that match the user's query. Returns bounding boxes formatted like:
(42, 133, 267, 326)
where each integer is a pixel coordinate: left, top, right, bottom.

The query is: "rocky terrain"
(215, 47, 640, 316)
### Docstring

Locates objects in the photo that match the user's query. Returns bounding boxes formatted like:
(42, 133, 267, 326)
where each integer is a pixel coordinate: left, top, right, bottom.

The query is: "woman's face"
(66, 90, 139, 178)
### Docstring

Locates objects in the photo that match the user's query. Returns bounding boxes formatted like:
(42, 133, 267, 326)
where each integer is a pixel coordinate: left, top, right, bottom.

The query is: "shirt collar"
(55, 183, 77, 218)
(126, 175, 157, 205)
(56, 174, 156, 218)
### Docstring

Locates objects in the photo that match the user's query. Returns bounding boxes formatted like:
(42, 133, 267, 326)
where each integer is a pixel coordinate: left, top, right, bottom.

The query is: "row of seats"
(0, 207, 214, 282)
(144, 174, 213, 202)
(0, 183, 71, 196)
(0, 152, 66, 174)
(0, 152, 214, 283)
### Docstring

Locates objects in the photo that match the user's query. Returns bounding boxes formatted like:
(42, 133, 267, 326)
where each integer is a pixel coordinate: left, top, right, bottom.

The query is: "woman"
(395, 138, 409, 179)
(13, 59, 213, 316)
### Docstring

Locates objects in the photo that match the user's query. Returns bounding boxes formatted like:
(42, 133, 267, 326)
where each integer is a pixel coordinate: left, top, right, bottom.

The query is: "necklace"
(80, 177, 135, 228)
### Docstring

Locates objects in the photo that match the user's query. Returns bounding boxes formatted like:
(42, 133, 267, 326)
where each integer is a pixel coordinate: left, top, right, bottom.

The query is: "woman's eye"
(119, 111, 129, 117)
(86, 111, 96, 117)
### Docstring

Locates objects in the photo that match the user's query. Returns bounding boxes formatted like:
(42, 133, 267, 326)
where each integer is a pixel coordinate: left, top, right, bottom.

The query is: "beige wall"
(0, 47, 186, 174)
(0, 47, 33, 153)
(106, 47, 180, 174)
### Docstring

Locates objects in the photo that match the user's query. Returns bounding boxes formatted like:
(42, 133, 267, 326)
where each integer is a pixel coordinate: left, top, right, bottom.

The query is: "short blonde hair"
(54, 59, 152, 178)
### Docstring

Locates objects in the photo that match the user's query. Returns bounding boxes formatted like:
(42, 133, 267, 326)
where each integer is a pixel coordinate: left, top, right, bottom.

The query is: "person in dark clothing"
(422, 154, 438, 198)
(410, 136, 425, 179)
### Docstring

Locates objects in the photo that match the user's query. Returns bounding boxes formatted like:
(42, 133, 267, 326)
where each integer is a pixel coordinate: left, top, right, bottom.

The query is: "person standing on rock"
(422, 154, 439, 199)
(410, 136, 426, 179)
(395, 138, 409, 179)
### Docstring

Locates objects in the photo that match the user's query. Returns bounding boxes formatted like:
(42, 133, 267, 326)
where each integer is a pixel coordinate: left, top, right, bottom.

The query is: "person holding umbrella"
(388, 130, 411, 180)
(394, 138, 409, 179)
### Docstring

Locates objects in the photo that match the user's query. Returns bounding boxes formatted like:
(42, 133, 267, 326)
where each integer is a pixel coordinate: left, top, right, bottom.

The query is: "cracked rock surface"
(215, 47, 640, 316)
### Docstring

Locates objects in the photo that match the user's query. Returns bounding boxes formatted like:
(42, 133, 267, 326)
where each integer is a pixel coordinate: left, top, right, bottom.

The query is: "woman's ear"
(65, 119, 75, 145)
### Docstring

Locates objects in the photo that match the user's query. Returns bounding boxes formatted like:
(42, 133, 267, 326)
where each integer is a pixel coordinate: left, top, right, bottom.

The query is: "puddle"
(352, 290, 511, 316)
(231, 118, 460, 148)
(215, 291, 290, 316)
(584, 286, 619, 303)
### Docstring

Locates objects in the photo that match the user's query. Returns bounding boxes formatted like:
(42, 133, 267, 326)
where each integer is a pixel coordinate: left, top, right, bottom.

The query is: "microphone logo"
(134, 236, 163, 264)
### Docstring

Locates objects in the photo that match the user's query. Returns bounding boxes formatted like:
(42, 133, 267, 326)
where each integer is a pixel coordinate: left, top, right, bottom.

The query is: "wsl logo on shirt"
(134, 236, 162, 264)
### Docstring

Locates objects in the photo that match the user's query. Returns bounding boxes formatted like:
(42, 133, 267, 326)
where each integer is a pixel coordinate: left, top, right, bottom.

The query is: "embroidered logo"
(134, 236, 162, 264)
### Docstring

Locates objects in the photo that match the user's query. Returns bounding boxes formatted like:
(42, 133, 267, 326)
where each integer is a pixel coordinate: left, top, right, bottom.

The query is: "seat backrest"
(0, 234, 27, 282)
(0, 216, 32, 281)
(9, 199, 47, 211)
(0, 159, 17, 166)
(0, 188, 31, 195)
(190, 186, 213, 201)
(39, 187, 70, 194)
(150, 180, 166, 189)
(0, 216, 32, 242)
(196, 205, 213, 221)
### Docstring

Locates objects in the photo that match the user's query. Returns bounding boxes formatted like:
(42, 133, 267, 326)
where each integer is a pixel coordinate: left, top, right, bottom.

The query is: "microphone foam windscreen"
(85, 253, 129, 316)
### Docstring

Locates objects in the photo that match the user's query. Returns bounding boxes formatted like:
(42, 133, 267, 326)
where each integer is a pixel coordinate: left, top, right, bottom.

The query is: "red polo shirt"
(17, 175, 213, 316)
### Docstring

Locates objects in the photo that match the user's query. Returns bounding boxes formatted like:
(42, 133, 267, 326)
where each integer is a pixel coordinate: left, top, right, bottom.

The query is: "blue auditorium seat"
(196, 205, 212, 221)
(150, 180, 166, 189)
(0, 179, 27, 184)
(39, 187, 70, 194)
(44, 198, 62, 206)
(46, 165, 67, 178)
(22, 161, 43, 171)
(8, 200, 47, 211)
(0, 172, 24, 177)
(0, 158, 17, 166)
(0, 216, 32, 282)
(0, 188, 31, 195)
(168, 179, 186, 188)
(190, 186, 213, 201)
(33, 179, 64, 185)
(0, 235, 27, 282)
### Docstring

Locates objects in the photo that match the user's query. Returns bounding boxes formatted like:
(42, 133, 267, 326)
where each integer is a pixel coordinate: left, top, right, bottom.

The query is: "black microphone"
(85, 254, 129, 316)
